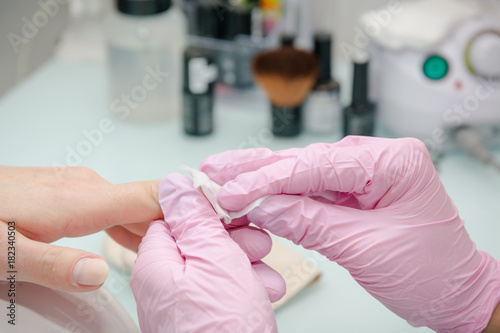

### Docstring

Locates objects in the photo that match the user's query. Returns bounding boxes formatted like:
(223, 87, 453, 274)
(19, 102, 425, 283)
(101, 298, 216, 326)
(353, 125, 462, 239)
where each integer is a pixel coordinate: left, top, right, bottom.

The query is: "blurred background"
(1, 1, 500, 332)
(0, 0, 391, 97)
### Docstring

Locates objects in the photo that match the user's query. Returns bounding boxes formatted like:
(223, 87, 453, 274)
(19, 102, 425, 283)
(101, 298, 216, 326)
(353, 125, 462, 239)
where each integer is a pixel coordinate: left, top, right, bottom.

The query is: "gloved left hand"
(130, 174, 284, 333)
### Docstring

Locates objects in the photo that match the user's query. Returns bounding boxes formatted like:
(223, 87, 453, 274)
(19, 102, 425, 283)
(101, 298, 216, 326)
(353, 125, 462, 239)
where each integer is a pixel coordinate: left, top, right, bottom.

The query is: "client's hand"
(0, 166, 161, 291)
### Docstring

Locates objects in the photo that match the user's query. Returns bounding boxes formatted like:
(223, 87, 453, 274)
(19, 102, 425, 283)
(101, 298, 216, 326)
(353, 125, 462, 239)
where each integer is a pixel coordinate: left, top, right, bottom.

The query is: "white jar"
(106, 0, 187, 121)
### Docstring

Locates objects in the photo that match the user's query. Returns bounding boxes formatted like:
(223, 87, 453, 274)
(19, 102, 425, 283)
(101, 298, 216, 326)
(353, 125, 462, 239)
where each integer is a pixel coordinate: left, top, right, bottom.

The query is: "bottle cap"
(314, 32, 333, 84)
(196, 3, 223, 38)
(221, 7, 252, 40)
(117, 0, 172, 15)
(352, 60, 369, 105)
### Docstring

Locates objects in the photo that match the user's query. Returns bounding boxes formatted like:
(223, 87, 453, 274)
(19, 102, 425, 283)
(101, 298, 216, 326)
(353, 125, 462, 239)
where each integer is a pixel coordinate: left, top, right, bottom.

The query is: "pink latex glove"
(201, 136, 500, 333)
(130, 174, 284, 333)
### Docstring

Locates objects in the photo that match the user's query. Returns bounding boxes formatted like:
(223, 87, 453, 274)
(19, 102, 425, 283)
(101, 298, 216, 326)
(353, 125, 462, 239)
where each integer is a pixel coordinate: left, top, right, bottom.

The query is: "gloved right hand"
(201, 136, 500, 333)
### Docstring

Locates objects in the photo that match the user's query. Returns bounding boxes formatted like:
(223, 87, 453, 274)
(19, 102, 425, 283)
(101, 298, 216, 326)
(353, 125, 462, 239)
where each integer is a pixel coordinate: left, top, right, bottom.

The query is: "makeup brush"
(252, 46, 319, 136)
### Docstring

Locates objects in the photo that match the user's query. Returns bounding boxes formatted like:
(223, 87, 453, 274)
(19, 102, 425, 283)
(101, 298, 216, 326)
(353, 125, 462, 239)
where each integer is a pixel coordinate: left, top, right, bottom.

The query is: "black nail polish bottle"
(343, 57, 376, 137)
(183, 47, 219, 136)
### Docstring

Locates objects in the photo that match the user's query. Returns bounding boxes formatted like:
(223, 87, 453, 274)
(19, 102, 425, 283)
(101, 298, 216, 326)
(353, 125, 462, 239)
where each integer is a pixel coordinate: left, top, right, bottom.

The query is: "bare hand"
(0, 166, 161, 292)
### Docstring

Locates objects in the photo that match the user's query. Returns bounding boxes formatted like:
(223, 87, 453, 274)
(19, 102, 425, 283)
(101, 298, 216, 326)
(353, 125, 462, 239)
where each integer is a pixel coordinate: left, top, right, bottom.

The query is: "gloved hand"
(130, 174, 284, 333)
(201, 136, 500, 333)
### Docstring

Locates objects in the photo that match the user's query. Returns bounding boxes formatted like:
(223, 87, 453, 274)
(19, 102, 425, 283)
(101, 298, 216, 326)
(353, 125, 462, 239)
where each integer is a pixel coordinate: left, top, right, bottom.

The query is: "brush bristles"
(254, 74, 317, 106)
(252, 47, 319, 80)
(252, 47, 320, 107)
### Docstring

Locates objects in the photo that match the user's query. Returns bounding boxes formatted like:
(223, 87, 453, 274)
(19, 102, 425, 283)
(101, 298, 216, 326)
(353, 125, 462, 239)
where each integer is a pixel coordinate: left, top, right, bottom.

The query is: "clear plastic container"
(105, 1, 186, 122)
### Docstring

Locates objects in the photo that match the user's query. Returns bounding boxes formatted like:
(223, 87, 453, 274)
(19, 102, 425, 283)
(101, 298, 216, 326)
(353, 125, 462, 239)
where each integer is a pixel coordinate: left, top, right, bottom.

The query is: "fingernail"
(73, 258, 109, 286)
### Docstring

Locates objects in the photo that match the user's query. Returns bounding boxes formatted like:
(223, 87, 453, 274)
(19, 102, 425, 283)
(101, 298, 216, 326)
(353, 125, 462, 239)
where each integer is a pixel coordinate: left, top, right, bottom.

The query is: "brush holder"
(271, 105, 302, 137)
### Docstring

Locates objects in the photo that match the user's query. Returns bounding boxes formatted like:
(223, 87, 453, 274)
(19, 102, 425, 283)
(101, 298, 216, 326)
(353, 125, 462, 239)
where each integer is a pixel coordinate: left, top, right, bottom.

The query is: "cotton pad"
(179, 166, 269, 224)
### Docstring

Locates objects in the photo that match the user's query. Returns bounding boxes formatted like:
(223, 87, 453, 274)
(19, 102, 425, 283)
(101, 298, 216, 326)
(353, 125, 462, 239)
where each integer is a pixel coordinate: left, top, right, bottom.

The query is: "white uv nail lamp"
(362, 0, 500, 152)
(0, 282, 139, 333)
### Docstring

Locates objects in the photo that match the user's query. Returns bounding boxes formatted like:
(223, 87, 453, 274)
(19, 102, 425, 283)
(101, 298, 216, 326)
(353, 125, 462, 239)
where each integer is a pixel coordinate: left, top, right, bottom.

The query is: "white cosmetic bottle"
(106, 0, 186, 121)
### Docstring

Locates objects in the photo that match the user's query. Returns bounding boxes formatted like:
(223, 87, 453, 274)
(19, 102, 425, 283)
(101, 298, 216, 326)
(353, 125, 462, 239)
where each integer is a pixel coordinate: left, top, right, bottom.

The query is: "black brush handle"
(271, 104, 302, 137)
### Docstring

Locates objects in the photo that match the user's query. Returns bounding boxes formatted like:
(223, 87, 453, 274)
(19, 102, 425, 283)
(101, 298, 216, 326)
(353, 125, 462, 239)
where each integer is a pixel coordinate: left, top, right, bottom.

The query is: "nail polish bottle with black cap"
(217, 1, 257, 88)
(343, 53, 376, 137)
(303, 33, 342, 135)
(106, 0, 187, 121)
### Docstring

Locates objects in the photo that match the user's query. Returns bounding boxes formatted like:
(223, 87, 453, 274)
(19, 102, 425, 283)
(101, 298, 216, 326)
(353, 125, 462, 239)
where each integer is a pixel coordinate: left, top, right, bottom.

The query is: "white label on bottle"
(189, 58, 218, 94)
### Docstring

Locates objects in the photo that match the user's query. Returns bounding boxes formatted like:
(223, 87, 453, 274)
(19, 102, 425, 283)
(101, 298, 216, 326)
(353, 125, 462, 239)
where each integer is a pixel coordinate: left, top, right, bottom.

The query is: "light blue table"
(1, 58, 499, 333)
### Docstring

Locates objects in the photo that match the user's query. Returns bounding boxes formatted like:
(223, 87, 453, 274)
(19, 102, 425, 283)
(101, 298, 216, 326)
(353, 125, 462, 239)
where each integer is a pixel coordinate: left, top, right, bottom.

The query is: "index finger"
(200, 147, 301, 185)
(217, 137, 429, 212)
(199, 136, 377, 185)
